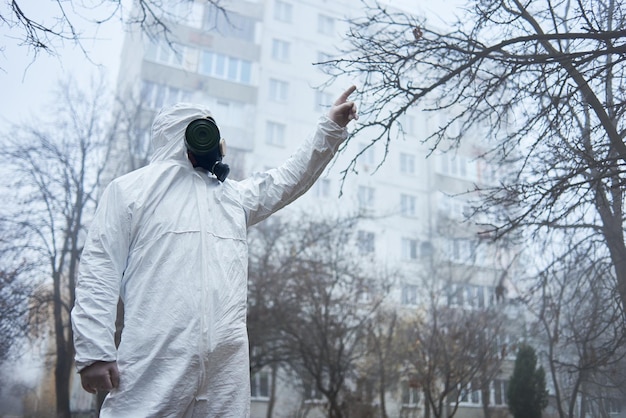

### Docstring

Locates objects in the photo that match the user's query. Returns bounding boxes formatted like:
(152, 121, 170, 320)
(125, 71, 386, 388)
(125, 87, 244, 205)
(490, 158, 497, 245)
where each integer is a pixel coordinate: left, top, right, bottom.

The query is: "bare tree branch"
(0, 0, 227, 71)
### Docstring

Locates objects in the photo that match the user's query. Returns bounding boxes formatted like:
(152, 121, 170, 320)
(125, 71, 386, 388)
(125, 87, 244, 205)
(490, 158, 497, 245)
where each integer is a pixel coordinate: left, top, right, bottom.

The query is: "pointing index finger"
(334, 85, 357, 105)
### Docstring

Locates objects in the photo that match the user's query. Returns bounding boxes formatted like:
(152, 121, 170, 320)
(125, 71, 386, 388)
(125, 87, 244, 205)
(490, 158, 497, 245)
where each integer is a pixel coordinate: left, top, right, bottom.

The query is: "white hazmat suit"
(71, 102, 348, 417)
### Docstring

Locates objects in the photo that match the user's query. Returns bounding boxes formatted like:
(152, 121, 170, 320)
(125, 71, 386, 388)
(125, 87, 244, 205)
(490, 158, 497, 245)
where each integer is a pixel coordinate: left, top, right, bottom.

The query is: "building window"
(448, 283, 462, 307)
(145, 41, 187, 68)
(227, 56, 239, 80)
(269, 78, 289, 102)
(359, 143, 376, 166)
(448, 283, 493, 309)
(251, 371, 270, 399)
(401, 238, 418, 260)
(205, 5, 256, 41)
(266, 121, 286, 146)
(303, 381, 324, 403)
(400, 194, 416, 217)
(478, 159, 498, 185)
(313, 178, 330, 198)
(400, 152, 416, 175)
(271, 38, 291, 61)
(211, 99, 246, 128)
(357, 186, 375, 209)
(317, 14, 335, 35)
(401, 284, 418, 305)
(164, 0, 203, 28)
(199, 51, 252, 84)
(446, 238, 477, 264)
(401, 381, 420, 406)
(357, 230, 375, 255)
(438, 153, 477, 180)
(438, 193, 472, 220)
(493, 379, 508, 406)
(459, 380, 482, 405)
(274, 0, 293, 23)
(141, 81, 192, 110)
(316, 51, 334, 70)
(475, 285, 486, 308)
(494, 333, 517, 360)
(214, 53, 226, 77)
(606, 398, 623, 414)
(399, 113, 417, 136)
(315, 90, 333, 113)
(240, 62, 252, 85)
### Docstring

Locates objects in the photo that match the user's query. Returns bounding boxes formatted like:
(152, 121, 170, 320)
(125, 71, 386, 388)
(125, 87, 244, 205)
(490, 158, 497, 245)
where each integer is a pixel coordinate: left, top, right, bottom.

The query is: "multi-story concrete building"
(109, 1, 519, 417)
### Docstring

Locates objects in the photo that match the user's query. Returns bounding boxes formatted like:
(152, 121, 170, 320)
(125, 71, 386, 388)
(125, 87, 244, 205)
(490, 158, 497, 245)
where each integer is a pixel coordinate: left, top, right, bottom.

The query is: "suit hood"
(150, 103, 214, 164)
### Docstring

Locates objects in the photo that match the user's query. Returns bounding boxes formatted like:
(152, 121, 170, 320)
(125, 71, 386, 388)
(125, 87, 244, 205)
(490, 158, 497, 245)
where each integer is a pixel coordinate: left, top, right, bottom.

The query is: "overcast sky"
(0, 2, 125, 130)
(0, 0, 464, 131)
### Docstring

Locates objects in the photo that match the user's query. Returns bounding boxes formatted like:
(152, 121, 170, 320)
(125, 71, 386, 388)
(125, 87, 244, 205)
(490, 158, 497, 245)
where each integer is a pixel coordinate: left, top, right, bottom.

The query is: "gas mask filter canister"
(184, 117, 230, 182)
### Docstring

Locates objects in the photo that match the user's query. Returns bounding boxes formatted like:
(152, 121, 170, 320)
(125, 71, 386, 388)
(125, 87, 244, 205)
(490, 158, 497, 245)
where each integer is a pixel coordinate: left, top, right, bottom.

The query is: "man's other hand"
(328, 85, 358, 128)
(79, 361, 120, 394)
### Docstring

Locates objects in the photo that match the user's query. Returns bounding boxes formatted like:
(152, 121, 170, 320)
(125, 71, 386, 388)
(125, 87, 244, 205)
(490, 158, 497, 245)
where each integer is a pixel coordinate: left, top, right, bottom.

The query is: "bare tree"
(0, 0, 225, 69)
(387, 246, 512, 418)
(327, 0, 626, 310)
(109, 92, 156, 175)
(359, 306, 403, 418)
(0, 74, 116, 417)
(247, 216, 293, 418)
(398, 303, 507, 418)
(0, 253, 33, 366)
(0, 215, 37, 367)
(526, 239, 626, 418)
(248, 213, 388, 418)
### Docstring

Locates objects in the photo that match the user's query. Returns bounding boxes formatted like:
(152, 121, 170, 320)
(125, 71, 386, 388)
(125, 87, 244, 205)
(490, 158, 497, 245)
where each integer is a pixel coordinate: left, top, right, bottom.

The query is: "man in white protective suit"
(71, 86, 358, 417)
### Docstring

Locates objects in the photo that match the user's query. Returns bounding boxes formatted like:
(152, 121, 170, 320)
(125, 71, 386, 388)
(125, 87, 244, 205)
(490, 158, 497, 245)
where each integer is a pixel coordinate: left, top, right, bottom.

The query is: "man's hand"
(328, 85, 358, 128)
(80, 361, 120, 394)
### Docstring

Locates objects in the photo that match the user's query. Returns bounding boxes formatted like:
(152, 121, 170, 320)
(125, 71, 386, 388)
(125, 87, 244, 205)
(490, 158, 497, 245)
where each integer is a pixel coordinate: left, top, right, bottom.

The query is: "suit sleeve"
(71, 182, 131, 372)
(239, 116, 348, 227)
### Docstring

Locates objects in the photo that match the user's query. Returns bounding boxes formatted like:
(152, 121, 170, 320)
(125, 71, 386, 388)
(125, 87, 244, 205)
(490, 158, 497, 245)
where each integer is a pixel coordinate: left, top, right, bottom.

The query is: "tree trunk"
(481, 386, 491, 418)
(54, 266, 73, 418)
(266, 364, 278, 418)
(593, 182, 626, 310)
(423, 390, 431, 418)
(54, 306, 72, 417)
(378, 361, 388, 418)
(605, 236, 626, 310)
(328, 396, 343, 418)
(378, 380, 387, 418)
(55, 354, 72, 418)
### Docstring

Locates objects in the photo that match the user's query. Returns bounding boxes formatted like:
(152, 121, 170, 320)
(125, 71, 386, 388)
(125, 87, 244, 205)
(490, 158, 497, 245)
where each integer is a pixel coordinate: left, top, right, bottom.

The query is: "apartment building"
(111, 1, 518, 416)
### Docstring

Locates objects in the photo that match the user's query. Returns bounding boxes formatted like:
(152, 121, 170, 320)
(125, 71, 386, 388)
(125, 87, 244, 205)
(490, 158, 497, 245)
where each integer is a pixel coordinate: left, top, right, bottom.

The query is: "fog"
(0, 0, 464, 131)
(0, 0, 464, 414)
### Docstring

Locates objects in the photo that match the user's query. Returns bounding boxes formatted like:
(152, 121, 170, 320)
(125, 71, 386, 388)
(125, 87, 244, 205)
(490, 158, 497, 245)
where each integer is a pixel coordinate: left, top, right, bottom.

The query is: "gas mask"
(184, 117, 230, 182)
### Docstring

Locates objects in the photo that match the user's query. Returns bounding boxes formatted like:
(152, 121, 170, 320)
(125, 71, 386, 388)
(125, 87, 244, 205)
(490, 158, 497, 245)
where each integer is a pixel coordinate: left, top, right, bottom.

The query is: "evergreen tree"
(507, 344, 549, 418)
